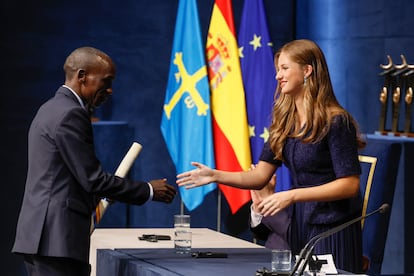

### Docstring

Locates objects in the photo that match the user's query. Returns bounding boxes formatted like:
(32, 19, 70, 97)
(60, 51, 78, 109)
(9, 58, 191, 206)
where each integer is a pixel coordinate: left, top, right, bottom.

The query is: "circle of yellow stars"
(249, 125, 269, 143)
(239, 33, 273, 58)
(239, 33, 273, 143)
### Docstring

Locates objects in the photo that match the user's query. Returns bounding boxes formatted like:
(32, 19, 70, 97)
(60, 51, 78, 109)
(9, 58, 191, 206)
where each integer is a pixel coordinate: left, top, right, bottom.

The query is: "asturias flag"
(161, 0, 216, 211)
(206, 0, 252, 214)
(238, 0, 292, 192)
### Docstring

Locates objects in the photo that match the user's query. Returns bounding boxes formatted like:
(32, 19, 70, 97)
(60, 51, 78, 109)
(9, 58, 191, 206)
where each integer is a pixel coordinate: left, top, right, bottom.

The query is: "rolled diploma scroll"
(90, 142, 143, 233)
(114, 142, 143, 177)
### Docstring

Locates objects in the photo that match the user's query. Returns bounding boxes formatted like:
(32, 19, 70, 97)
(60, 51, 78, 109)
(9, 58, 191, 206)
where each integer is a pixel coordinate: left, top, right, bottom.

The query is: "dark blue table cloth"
(366, 134, 414, 274)
(97, 247, 273, 276)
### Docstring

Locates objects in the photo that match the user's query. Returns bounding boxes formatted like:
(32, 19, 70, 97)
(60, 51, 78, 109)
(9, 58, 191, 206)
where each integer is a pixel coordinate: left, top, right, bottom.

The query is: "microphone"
(289, 203, 389, 276)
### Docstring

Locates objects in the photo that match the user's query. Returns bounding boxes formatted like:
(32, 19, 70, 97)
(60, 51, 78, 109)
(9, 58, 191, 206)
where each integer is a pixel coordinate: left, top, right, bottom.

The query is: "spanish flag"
(206, 0, 252, 214)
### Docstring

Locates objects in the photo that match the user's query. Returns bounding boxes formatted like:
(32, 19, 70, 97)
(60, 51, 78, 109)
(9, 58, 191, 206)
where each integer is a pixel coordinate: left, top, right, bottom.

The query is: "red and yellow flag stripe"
(206, 0, 252, 214)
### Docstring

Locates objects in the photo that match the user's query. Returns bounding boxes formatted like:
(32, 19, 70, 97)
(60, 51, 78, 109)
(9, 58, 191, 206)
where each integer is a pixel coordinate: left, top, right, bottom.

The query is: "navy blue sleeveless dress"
(259, 115, 363, 273)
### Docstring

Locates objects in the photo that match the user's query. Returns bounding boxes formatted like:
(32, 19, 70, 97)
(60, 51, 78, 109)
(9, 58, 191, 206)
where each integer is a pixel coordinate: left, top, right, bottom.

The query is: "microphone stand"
(289, 204, 389, 276)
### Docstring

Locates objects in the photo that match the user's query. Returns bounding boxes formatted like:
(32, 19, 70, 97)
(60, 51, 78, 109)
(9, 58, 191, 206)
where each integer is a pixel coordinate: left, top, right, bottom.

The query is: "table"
(366, 135, 414, 274)
(90, 228, 264, 276)
(97, 247, 272, 276)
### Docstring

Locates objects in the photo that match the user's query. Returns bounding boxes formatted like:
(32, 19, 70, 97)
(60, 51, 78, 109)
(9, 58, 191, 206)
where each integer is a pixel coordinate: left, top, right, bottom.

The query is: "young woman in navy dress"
(177, 39, 365, 273)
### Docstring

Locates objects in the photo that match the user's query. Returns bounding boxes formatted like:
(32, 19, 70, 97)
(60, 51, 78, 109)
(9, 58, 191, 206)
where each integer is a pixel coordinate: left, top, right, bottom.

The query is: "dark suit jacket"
(13, 87, 151, 263)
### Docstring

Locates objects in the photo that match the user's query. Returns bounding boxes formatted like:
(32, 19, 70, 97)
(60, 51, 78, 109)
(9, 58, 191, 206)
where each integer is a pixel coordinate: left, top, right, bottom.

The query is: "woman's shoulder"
(328, 107, 366, 149)
(328, 108, 352, 125)
(323, 109, 356, 139)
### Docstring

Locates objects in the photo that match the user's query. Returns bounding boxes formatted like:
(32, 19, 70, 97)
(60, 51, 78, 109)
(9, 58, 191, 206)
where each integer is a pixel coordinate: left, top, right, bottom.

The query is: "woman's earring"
(304, 76, 307, 85)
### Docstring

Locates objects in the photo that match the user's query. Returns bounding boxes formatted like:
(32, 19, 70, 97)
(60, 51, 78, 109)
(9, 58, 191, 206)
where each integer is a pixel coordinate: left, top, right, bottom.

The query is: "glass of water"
(174, 214, 191, 254)
(271, 249, 292, 273)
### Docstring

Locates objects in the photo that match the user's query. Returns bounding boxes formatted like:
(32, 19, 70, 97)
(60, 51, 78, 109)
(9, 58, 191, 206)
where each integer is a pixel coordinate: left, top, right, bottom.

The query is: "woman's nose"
(275, 72, 281, 80)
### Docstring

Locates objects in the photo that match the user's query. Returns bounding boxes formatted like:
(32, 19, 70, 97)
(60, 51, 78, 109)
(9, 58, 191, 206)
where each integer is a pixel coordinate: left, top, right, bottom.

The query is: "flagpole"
(217, 189, 221, 232)
(180, 200, 184, 215)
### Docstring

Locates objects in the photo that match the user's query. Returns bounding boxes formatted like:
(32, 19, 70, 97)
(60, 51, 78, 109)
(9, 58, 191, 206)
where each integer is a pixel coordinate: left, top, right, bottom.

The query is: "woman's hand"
(176, 162, 214, 189)
(256, 175, 360, 216)
(258, 190, 293, 217)
(250, 173, 276, 213)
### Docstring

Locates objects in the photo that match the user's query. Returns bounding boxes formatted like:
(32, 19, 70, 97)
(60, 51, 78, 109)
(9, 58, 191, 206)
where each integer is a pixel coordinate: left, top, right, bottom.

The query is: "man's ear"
(77, 69, 87, 83)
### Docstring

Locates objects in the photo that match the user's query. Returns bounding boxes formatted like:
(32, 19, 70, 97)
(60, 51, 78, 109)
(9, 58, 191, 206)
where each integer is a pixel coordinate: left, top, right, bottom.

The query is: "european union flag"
(238, 0, 291, 191)
(161, 0, 216, 211)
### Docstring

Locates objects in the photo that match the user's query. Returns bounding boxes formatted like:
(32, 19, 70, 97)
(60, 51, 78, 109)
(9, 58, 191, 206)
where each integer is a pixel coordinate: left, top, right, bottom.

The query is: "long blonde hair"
(269, 39, 363, 160)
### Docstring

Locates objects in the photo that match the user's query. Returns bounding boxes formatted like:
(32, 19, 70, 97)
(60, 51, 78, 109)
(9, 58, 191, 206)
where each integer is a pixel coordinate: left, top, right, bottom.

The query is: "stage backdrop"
(1, 0, 414, 275)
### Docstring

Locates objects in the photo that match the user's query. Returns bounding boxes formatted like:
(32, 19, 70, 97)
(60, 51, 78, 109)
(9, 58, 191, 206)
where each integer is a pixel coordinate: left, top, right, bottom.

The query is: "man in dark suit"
(12, 47, 177, 276)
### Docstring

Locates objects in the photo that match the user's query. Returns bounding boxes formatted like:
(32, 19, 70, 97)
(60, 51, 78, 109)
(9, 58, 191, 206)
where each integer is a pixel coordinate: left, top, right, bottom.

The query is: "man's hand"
(149, 179, 177, 203)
